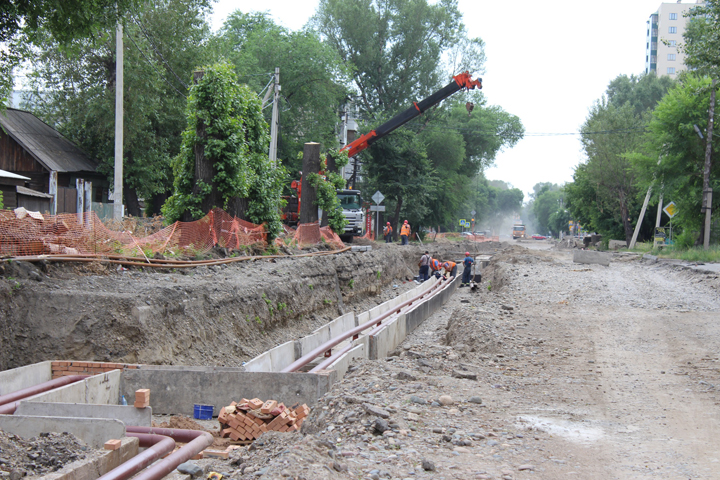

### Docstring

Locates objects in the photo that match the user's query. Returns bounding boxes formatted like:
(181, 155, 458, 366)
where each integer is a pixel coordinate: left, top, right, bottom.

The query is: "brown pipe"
(0, 375, 88, 414)
(96, 433, 175, 480)
(123, 427, 214, 480)
(282, 278, 448, 373)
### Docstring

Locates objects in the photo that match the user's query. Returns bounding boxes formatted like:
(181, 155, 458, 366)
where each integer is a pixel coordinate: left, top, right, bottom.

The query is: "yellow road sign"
(663, 201, 678, 219)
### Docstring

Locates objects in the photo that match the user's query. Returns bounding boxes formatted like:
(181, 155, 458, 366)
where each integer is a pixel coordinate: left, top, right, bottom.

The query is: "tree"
(23, 0, 213, 215)
(630, 76, 720, 246)
(1, 0, 144, 103)
(606, 72, 676, 115)
(313, 0, 475, 118)
(215, 12, 350, 176)
(580, 101, 645, 244)
(681, 0, 720, 79)
(162, 61, 284, 240)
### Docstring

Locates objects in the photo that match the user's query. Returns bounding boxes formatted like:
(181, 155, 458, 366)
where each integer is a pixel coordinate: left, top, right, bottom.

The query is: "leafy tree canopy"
(1, 0, 145, 103)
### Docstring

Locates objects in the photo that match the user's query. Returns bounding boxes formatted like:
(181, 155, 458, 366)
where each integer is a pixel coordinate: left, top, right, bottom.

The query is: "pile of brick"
(218, 398, 310, 441)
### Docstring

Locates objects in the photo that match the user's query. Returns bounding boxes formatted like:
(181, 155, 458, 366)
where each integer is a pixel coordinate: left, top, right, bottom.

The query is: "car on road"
(531, 234, 547, 240)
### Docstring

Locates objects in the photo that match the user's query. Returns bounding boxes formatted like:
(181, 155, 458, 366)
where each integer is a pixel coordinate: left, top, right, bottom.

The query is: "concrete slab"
(608, 239, 627, 250)
(0, 361, 51, 395)
(244, 341, 296, 373)
(297, 312, 355, 359)
(41, 436, 139, 480)
(0, 415, 125, 448)
(121, 367, 335, 414)
(573, 250, 610, 266)
(327, 344, 365, 379)
(16, 402, 152, 427)
(368, 313, 406, 360)
(26, 371, 121, 406)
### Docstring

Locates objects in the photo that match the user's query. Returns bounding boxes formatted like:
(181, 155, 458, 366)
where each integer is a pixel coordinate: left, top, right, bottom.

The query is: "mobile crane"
(282, 71, 483, 234)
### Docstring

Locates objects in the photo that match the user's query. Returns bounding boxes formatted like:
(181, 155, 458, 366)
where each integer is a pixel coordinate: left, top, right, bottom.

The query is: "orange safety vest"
(442, 261, 456, 271)
(430, 259, 442, 271)
(400, 223, 411, 236)
(383, 225, 392, 235)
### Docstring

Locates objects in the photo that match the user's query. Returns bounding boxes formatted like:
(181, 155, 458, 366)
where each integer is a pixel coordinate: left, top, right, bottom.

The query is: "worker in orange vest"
(442, 260, 457, 278)
(400, 220, 411, 245)
(430, 258, 443, 279)
(383, 222, 393, 243)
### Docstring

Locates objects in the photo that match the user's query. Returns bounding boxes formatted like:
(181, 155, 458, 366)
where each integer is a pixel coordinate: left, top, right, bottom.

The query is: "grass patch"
(632, 242, 720, 262)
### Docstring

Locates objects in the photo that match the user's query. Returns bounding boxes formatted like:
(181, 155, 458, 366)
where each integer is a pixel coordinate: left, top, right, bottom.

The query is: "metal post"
(702, 79, 716, 249)
(76, 179, 84, 224)
(268, 68, 280, 166)
(113, 23, 124, 221)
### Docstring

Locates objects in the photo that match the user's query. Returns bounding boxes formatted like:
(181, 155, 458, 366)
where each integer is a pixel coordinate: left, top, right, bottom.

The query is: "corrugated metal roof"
(0, 168, 30, 180)
(0, 108, 99, 173)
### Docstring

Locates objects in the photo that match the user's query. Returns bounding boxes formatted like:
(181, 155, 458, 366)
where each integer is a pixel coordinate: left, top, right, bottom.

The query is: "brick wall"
(51, 361, 141, 379)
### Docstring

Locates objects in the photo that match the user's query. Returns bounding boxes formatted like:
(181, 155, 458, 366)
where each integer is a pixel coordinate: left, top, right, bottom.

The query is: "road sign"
(470, 210, 476, 216)
(369, 205, 385, 212)
(663, 201, 677, 219)
(372, 191, 385, 204)
(459, 219, 468, 227)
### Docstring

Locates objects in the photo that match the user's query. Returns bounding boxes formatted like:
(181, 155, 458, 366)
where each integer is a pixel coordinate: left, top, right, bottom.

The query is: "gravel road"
(198, 241, 720, 480)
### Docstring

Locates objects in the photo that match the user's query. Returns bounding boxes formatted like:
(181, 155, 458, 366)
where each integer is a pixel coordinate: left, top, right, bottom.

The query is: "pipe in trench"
(283, 276, 452, 373)
(96, 433, 176, 480)
(0, 375, 88, 414)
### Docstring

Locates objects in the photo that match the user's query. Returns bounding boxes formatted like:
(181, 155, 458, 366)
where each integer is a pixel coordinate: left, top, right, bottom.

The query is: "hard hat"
(386, 222, 390, 225)
(404, 220, 408, 224)
(465, 252, 470, 256)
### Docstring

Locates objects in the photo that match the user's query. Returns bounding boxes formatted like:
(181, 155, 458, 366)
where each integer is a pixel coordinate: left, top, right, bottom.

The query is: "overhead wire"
(124, 30, 187, 98)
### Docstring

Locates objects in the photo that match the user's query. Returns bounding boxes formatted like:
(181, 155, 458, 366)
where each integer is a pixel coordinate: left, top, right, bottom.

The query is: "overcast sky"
(210, 0, 682, 200)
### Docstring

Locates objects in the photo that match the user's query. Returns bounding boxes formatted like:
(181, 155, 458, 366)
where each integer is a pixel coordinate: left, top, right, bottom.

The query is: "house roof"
(0, 108, 99, 173)
(16, 185, 53, 199)
(0, 168, 30, 181)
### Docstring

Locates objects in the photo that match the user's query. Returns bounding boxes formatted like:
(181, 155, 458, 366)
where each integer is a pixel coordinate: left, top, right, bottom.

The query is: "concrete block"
(608, 239, 627, 250)
(0, 361, 52, 395)
(350, 246, 371, 252)
(26, 371, 121, 406)
(298, 312, 356, 359)
(573, 249, 610, 266)
(244, 341, 295, 373)
(41, 436, 138, 480)
(643, 253, 658, 263)
(16, 402, 152, 427)
(368, 313, 406, 360)
(327, 344, 365, 379)
(121, 367, 335, 414)
(0, 415, 125, 449)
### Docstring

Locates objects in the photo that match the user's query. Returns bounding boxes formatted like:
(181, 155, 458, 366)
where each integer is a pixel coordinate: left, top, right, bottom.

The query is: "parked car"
(531, 234, 547, 240)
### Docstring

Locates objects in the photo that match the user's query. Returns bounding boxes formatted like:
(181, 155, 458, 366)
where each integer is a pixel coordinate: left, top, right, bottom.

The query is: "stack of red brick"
(51, 361, 141, 379)
(218, 398, 310, 441)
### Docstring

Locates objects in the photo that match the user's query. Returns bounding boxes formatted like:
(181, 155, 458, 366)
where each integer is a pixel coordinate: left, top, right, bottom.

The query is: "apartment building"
(645, 1, 704, 77)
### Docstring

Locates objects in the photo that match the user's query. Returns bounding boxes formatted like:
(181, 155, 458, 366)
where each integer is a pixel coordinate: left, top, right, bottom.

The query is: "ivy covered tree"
(162, 61, 284, 240)
(309, 150, 349, 233)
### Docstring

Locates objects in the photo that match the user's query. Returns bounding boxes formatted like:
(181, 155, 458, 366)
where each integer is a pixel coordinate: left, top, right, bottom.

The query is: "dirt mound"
(0, 431, 90, 476)
(152, 415, 209, 431)
(444, 307, 500, 354)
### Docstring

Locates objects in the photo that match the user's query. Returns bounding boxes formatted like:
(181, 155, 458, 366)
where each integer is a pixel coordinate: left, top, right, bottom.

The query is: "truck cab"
(337, 189, 364, 236)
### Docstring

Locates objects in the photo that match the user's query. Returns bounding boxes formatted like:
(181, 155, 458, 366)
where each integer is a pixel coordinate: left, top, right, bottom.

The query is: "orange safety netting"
(282, 221, 345, 249)
(0, 207, 267, 257)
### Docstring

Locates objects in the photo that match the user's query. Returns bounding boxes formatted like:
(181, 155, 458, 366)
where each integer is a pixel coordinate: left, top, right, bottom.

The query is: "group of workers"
(383, 220, 412, 245)
(417, 251, 476, 286)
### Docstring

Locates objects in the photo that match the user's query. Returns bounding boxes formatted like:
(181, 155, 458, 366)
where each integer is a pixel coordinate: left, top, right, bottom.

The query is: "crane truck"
(283, 71, 483, 236)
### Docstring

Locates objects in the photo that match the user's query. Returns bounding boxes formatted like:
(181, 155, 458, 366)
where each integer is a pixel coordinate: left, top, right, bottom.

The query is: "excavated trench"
(0, 243, 498, 371)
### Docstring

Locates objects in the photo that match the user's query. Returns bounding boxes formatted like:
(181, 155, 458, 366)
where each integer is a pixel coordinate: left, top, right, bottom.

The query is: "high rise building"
(645, 1, 705, 77)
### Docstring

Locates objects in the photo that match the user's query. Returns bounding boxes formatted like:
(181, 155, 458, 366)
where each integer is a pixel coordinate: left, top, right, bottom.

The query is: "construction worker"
(400, 220, 411, 245)
(460, 252, 474, 287)
(418, 251, 431, 282)
(442, 260, 457, 278)
(430, 258, 443, 279)
(383, 222, 393, 243)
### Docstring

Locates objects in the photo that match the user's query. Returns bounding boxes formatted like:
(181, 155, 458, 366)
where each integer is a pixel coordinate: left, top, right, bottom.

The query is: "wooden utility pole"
(300, 142, 320, 224)
(113, 23, 124, 220)
(702, 79, 716, 249)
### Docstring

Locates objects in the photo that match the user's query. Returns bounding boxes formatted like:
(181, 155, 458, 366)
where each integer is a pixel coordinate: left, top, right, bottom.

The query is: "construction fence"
(0, 207, 344, 258)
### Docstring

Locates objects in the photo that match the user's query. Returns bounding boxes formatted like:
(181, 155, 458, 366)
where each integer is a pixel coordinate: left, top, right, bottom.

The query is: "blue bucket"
(193, 404, 214, 420)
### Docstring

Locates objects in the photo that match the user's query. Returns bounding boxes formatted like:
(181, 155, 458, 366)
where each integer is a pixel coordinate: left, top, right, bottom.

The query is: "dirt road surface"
(203, 241, 720, 480)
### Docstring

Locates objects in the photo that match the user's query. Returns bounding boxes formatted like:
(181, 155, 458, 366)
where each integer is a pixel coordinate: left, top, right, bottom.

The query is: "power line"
(125, 30, 187, 98)
(129, 14, 188, 89)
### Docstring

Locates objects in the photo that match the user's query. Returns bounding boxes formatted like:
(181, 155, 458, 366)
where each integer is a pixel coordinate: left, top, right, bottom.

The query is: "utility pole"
(702, 79, 716, 249)
(340, 109, 348, 181)
(268, 68, 280, 167)
(113, 23, 124, 220)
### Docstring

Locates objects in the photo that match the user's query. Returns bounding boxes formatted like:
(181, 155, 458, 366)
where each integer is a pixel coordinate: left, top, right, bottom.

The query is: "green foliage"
(632, 75, 720, 245)
(162, 61, 285, 240)
(681, 0, 720, 79)
(0, 190, 3, 210)
(23, 0, 212, 214)
(306, 150, 349, 233)
(348, 279, 354, 289)
(215, 11, 349, 176)
(532, 184, 565, 235)
(606, 73, 676, 115)
(0, 0, 144, 103)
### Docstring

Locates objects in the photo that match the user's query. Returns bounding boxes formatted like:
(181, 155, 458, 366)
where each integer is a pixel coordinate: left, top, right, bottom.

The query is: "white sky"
(210, 0, 680, 200)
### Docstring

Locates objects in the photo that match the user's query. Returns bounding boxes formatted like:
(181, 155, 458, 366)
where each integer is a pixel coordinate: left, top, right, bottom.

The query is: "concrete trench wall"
(0, 273, 457, 444)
